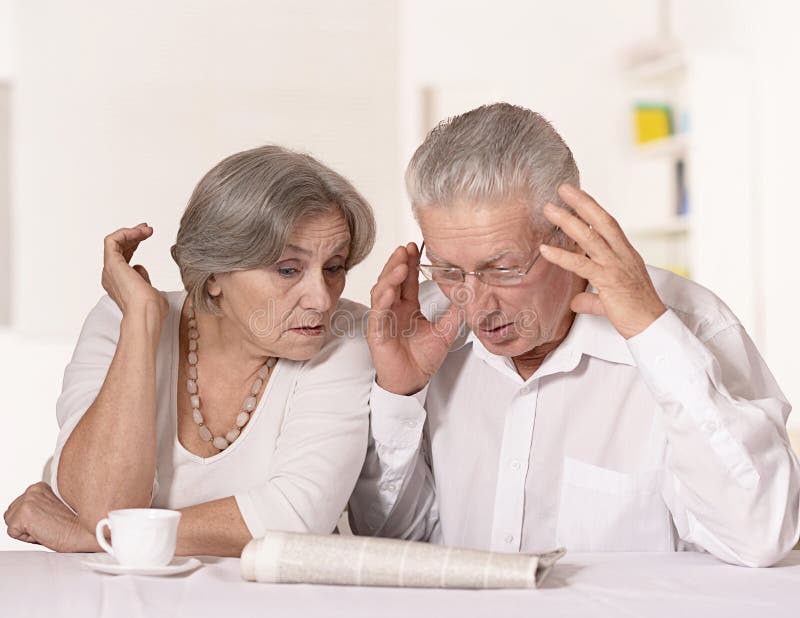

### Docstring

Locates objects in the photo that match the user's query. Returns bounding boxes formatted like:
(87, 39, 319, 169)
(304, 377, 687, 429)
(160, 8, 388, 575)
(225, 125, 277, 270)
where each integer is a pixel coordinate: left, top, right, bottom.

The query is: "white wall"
(12, 0, 403, 337)
(398, 0, 657, 239)
(752, 1, 800, 429)
(668, 0, 800, 424)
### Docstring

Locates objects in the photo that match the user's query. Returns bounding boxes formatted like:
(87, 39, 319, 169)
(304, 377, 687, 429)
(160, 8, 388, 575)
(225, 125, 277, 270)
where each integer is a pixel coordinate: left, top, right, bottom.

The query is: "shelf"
(624, 51, 686, 82)
(632, 133, 689, 159)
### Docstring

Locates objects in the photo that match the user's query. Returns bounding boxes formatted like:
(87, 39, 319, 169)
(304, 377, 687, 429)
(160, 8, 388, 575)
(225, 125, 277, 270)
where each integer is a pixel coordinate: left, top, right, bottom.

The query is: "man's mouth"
(290, 324, 325, 337)
(477, 322, 513, 341)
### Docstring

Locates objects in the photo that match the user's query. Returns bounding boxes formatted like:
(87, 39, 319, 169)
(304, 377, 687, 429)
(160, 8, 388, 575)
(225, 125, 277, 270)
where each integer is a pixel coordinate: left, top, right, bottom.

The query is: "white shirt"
(349, 268, 800, 566)
(51, 291, 374, 537)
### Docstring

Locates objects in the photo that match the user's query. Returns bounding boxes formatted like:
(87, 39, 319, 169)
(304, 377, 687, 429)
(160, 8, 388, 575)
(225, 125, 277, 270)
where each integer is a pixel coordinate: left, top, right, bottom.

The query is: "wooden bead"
(213, 436, 229, 450)
(251, 379, 263, 395)
(198, 426, 212, 441)
(226, 428, 241, 443)
(267, 357, 277, 368)
(188, 366, 197, 380)
(188, 328, 199, 340)
(187, 379, 197, 394)
(236, 412, 250, 428)
(244, 396, 257, 412)
(189, 339, 197, 352)
(192, 409, 204, 425)
(190, 394, 200, 409)
(257, 365, 270, 380)
(188, 352, 198, 365)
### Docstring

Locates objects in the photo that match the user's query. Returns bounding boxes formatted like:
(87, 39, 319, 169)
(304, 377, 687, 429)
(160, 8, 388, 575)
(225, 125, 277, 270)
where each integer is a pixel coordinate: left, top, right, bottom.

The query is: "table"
(2, 550, 798, 618)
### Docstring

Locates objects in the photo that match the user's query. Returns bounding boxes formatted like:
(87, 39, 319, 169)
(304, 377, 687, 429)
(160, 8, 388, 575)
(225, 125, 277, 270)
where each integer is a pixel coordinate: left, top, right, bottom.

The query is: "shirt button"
(520, 386, 531, 395)
(503, 534, 514, 544)
(406, 420, 418, 428)
(510, 460, 521, 471)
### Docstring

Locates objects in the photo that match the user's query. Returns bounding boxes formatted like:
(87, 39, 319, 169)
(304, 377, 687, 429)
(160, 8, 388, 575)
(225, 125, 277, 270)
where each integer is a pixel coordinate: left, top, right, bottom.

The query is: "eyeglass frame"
(416, 226, 561, 287)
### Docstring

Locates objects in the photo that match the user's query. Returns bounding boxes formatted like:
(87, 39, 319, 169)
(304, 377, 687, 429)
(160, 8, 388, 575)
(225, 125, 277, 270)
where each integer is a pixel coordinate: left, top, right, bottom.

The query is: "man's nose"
(457, 274, 498, 310)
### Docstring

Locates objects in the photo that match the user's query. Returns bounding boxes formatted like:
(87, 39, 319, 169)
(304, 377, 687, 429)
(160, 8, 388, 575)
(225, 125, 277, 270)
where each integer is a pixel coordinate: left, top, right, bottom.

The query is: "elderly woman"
(4, 145, 376, 556)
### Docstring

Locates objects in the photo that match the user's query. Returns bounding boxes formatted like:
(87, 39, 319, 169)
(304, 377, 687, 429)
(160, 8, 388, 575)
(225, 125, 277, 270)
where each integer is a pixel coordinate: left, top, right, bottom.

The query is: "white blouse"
(50, 291, 374, 537)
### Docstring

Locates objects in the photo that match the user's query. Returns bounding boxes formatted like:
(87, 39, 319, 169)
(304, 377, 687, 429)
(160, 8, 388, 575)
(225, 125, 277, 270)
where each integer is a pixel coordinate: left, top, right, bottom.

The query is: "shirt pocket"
(555, 457, 673, 552)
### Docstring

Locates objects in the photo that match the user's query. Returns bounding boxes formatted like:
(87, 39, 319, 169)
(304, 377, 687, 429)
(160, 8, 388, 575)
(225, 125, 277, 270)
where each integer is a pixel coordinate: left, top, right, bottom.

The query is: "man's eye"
(277, 267, 299, 278)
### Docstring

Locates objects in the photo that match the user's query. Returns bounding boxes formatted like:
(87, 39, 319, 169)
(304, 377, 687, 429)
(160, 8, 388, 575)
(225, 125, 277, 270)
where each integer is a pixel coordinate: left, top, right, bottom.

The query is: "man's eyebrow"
(425, 247, 517, 268)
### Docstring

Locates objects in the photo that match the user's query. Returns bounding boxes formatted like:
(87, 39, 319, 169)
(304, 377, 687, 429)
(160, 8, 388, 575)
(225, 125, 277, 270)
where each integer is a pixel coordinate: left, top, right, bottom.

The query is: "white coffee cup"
(95, 508, 181, 567)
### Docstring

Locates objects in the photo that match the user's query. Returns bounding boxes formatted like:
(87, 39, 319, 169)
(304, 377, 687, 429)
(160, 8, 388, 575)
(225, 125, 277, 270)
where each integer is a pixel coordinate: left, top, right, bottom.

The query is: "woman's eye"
(277, 267, 299, 278)
(325, 265, 345, 275)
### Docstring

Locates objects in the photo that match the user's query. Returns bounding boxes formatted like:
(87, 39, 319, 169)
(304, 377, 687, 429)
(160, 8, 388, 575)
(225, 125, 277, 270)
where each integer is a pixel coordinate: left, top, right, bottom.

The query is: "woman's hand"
(368, 243, 463, 395)
(4, 483, 99, 553)
(101, 223, 168, 320)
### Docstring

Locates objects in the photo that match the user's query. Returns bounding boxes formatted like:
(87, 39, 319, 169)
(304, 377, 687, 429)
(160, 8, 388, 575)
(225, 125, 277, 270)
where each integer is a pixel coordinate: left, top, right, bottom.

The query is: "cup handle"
(95, 518, 114, 556)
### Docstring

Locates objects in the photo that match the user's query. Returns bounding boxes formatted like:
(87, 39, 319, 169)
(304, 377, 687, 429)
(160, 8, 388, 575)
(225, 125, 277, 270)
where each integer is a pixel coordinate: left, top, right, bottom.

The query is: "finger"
(429, 301, 464, 348)
(122, 226, 154, 262)
(543, 202, 615, 263)
(378, 246, 410, 280)
(539, 243, 598, 280)
(3, 493, 24, 524)
(557, 184, 630, 251)
(570, 291, 606, 317)
(6, 524, 26, 540)
(132, 264, 152, 284)
(400, 242, 420, 302)
(103, 226, 153, 263)
(370, 264, 407, 310)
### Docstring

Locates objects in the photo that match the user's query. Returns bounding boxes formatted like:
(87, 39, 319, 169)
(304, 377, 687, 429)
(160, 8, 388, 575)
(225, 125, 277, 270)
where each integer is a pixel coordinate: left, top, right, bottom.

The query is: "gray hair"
(171, 145, 375, 314)
(406, 103, 579, 239)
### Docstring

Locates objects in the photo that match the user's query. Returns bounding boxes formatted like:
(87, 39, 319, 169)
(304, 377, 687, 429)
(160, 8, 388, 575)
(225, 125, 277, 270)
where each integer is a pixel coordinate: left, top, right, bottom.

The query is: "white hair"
(406, 103, 580, 237)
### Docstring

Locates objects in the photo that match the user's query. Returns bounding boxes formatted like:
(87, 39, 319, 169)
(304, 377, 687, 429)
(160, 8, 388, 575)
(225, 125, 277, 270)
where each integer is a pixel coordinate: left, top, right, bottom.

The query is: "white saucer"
(81, 554, 202, 576)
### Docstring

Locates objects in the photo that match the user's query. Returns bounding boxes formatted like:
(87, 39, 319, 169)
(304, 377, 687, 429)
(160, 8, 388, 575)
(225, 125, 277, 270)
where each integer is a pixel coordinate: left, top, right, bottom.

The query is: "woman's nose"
(300, 272, 333, 313)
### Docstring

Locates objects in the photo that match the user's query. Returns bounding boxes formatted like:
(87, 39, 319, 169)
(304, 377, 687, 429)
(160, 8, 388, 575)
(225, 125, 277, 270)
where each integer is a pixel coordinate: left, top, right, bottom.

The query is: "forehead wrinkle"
(284, 237, 350, 259)
(425, 245, 524, 269)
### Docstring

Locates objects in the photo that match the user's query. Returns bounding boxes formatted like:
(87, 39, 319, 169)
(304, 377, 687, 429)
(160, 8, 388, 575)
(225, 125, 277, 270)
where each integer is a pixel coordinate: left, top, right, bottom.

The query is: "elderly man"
(349, 103, 800, 567)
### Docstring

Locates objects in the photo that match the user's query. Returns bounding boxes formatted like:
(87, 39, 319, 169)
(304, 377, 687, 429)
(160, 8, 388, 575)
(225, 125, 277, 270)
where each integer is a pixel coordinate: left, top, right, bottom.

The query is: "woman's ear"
(207, 274, 222, 298)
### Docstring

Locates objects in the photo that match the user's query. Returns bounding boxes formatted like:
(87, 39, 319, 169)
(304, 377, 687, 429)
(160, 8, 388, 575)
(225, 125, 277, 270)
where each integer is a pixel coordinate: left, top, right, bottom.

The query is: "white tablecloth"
(1, 550, 798, 618)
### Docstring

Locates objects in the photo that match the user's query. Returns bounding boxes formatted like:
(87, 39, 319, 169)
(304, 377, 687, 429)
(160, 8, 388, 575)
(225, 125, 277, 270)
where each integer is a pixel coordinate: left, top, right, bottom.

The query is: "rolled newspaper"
(241, 531, 564, 589)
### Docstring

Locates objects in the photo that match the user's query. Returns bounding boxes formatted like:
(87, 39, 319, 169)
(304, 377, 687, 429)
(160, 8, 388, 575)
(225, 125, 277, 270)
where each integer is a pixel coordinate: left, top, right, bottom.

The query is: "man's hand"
(540, 184, 667, 339)
(4, 482, 99, 553)
(368, 243, 463, 395)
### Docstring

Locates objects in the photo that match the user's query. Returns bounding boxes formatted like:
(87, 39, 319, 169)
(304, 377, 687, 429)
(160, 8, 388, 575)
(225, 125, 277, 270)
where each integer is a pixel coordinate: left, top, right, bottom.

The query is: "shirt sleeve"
(49, 295, 160, 509)
(347, 381, 441, 542)
(234, 326, 374, 538)
(626, 308, 800, 567)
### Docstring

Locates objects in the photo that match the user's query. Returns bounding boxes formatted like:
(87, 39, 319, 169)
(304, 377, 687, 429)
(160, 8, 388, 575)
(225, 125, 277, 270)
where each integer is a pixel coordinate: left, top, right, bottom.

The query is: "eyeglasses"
(417, 227, 560, 287)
